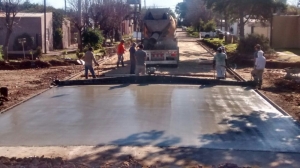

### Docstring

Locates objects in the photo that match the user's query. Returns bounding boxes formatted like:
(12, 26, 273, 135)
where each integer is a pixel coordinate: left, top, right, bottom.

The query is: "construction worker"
(253, 44, 259, 65)
(213, 47, 228, 79)
(83, 47, 99, 79)
(251, 45, 266, 89)
(129, 42, 137, 74)
(135, 44, 147, 76)
(117, 39, 126, 68)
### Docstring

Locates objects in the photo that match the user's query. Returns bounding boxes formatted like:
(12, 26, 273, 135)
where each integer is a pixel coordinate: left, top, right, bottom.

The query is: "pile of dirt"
(274, 78, 300, 92)
(0, 156, 251, 167)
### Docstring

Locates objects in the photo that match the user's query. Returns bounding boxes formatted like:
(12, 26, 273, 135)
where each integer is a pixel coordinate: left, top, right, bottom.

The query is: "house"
(0, 12, 72, 54)
(229, 19, 271, 39)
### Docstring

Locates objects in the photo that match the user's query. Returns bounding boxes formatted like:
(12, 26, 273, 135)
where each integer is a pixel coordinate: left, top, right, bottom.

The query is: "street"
(0, 31, 300, 167)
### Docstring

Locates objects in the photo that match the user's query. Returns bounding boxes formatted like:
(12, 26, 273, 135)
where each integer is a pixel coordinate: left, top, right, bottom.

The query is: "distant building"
(0, 12, 72, 54)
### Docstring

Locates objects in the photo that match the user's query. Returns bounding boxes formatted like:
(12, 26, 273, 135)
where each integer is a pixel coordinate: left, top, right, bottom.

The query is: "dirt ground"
(0, 66, 83, 112)
(236, 68, 300, 120)
(0, 156, 248, 168)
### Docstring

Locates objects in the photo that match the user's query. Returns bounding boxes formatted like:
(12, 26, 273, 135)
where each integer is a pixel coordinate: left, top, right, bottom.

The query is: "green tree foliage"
(52, 12, 64, 49)
(175, 2, 187, 21)
(202, 20, 216, 32)
(82, 29, 104, 50)
(0, 45, 3, 60)
(237, 34, 271, 54)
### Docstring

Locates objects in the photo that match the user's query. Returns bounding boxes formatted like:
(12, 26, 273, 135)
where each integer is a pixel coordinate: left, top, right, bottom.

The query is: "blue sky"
(30, 0, 182, 10)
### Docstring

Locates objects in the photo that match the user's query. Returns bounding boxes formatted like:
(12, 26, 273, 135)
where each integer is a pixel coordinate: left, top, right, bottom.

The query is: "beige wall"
(0, 17, 42, 51)
(272, 15, 300, 49)
(255, 26, 271, 39)
(0, 12, 53, 53)
(41, 12, 53, 52)
(62, 19, 71, 49)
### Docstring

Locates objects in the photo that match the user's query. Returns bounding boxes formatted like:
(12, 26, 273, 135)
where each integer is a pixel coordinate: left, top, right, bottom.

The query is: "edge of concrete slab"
(55, 76, 256, 87)
(1, 146, 300, 167)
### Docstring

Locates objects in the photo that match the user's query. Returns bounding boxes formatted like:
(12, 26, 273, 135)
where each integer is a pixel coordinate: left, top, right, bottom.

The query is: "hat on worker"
(257, 50, 264, 57)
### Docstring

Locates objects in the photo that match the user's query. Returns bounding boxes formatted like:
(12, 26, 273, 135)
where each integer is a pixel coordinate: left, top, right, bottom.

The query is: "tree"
(184, 0, 213, 31)
(175, 2, 187, 22)
(204, 0, 286, 38)
(1, 0, 23, 60)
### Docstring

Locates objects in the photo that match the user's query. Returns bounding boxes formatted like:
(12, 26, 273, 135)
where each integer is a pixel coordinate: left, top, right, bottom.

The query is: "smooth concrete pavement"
(0, 85, 300, 154)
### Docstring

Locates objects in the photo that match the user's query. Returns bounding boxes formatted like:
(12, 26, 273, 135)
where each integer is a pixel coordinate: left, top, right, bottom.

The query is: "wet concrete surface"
(0, 84, 300, 154)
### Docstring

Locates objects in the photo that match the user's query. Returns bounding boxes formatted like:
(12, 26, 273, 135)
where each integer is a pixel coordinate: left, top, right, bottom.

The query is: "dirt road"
(93, 31, 223, 79)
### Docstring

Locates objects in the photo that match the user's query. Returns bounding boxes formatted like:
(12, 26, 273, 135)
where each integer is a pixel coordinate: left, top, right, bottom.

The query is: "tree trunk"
(77, 28, 83, 52)
(4, 29, 12, 61)
(239, 9, 245, 38)
(224, 11, 228, 44)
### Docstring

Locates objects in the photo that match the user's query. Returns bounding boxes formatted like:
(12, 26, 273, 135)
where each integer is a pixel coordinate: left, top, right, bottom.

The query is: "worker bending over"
(213, 47, 228, 80)
(251, 45, 266, 89)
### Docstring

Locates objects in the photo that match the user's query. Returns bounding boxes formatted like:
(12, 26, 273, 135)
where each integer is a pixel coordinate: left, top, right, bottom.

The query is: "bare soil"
(0, 156, 247, 168)
(0, 66, 82, 112)
(236, 68, 300, 120)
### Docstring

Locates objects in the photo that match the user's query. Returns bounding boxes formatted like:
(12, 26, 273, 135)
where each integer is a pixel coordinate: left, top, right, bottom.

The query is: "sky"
(30, 0, 183, 10)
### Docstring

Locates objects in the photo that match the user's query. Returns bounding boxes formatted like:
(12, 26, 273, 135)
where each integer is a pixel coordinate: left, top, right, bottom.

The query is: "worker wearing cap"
(251, 45, 266, 89)
(213, 47, 228, 79)
(117, 39, 126, 68)
(83, 47, 99, 79)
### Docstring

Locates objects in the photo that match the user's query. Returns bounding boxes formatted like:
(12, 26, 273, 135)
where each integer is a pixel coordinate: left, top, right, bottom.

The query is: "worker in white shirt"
(251, 45, 266, 89)
(213, 47, 228, 79)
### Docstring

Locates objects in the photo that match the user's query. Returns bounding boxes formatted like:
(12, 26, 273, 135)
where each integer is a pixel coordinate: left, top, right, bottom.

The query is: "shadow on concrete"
(109, 84, 131, 90)
(51, 94, 69, 98)
(67, 111, 300, 167)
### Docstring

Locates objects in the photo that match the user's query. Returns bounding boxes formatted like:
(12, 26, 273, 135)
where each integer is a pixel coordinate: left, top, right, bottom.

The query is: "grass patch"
(202, 38, 237, 55)
(0, 45, 3, 61)
(276, 49, 300, 56)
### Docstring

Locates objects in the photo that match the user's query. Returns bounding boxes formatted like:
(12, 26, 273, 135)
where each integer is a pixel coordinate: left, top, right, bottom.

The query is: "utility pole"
(78, 0, 82, 51)
(134, 2, 137, 42)
(44, 0, 47, 53)
(65, 0, 67, 15)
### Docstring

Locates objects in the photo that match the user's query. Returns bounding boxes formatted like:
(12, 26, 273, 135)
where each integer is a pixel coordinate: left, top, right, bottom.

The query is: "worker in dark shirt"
(135, 44, 147, 76)
(129, 42, 137, 74)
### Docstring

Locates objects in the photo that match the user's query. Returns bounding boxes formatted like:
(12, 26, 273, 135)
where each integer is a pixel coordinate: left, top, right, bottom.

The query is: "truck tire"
(205, 35, 210, 38)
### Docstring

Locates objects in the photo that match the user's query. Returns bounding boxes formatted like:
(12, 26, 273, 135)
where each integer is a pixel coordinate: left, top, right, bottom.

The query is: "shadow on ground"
(68, 111, 300, 167)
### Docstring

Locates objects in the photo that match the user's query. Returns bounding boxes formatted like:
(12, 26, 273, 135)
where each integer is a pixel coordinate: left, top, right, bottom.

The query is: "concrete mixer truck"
(141, 8, 179, 67)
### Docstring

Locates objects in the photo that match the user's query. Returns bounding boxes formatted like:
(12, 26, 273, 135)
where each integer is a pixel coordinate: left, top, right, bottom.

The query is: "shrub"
(49, 60, 69, 66)
(53, 28, 63, 49)
(82, 28, 104, 50)
(202, 20, 216, 32)
(35, 46, 43, 58)
(0, 45, 3, 60)
(76, 49, 84, 59)
(13, 33, 34, 51)
(237, 34, 271, 54)
(35, 60, 51, 68)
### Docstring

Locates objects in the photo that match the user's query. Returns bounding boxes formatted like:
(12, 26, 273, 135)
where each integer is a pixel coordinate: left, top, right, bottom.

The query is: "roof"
(0, 12, 52, 18)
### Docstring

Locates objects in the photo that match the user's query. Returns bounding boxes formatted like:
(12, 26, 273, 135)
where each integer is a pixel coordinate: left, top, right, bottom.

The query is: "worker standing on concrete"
(135, 44, 147, 76)
(117, 40, 126, 68)
(83, 47, 99, 79)
(129, 42, 137, 74)
(213, 48, 228, 79)
(251, 46, 266, 89)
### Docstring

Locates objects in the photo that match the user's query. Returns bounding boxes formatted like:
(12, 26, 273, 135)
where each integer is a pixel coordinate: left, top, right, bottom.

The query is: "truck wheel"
(205, 35, 210, 38)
